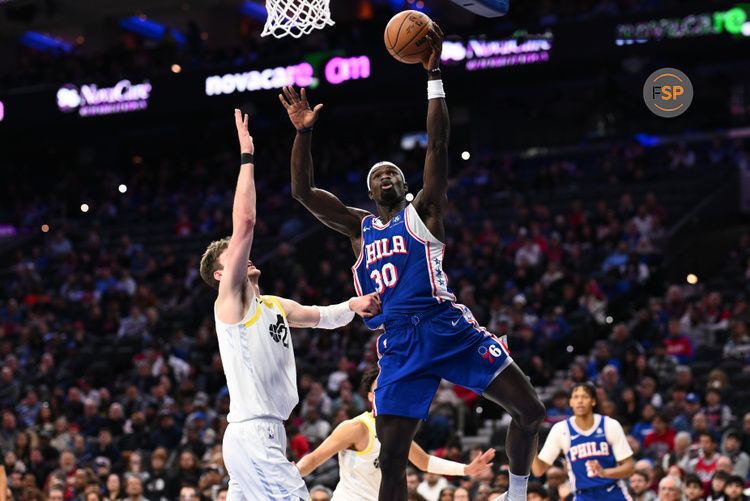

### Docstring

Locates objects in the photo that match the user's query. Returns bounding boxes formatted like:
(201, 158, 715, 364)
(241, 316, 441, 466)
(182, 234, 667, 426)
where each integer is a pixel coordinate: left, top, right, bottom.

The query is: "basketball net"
(262, 0, 335, 38)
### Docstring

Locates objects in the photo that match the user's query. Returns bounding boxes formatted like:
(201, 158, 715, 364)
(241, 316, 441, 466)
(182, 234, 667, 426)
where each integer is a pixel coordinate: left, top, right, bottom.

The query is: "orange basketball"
(384, 10, 433, 65)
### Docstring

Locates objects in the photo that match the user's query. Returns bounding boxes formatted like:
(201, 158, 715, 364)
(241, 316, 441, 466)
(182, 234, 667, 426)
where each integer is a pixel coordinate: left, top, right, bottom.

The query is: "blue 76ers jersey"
(352, 204, 455, 326)
(566, 415, 619, 490)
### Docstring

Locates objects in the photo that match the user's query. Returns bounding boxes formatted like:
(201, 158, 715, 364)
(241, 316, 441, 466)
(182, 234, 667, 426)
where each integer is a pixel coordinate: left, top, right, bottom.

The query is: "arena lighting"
(57, 80, 152, 117)
(441, 34, 552, 71)
(119, 16, 186, 44)
(80, 204, 90, 213)
(687, 273, 698, 285)
(19, 31, 72, 54)
(0, 101, 4, 122)
(41, 224, 49, 233)
(171, 64, 182, 73)
(461, 151, 471, 160)
(615, 4, 750, 45)
(119, 184, 128, 194)
(239, 1, 267, 21)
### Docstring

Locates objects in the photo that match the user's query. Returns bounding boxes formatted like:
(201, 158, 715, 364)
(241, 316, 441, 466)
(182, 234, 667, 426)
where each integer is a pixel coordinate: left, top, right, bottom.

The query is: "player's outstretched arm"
(413, 24, 449, 236)
(216, 110, 257, 324)
(296, 419, 367, 477)
(279, 86, 369, 240)
(273, 293, 381, 329)
(408, 443, 495, 476)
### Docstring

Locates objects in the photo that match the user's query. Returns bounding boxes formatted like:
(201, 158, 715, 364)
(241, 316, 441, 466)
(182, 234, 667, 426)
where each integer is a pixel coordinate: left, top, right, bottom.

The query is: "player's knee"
(378, 449, 408, 479)
(523, 395, 546, 432)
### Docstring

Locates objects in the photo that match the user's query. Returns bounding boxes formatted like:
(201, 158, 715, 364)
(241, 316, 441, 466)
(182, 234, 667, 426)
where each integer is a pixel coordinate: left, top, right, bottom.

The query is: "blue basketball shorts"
(373, 301, 513, 420)
(575, 482, 632, 501)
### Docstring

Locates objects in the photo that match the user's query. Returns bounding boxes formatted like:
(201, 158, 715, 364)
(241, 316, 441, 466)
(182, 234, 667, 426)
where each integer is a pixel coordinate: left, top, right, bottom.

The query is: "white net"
(262, 0, 335, 39)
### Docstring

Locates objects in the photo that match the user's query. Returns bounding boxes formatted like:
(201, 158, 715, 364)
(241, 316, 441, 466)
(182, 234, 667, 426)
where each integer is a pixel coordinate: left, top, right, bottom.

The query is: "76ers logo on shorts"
(269, 315, 289, 347)
(478, 344, 503, 364)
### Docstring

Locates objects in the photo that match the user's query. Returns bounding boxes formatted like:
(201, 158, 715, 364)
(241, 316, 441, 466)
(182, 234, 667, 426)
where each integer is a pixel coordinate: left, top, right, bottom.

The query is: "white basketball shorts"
(223, 418, 309, 501)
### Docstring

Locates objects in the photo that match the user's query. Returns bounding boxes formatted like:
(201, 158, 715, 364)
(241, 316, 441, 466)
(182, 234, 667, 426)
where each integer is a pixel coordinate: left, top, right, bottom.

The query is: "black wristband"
(240, 153, 254, 165)
(297, 126, 314, 134)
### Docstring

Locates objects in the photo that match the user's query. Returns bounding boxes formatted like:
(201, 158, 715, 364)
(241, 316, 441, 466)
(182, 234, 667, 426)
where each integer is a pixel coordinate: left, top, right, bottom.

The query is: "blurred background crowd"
(1, 0, 750, 500)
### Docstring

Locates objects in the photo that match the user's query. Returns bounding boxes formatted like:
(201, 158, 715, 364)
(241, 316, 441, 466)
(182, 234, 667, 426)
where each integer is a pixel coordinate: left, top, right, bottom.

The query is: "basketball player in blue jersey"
(532, 383, 635, 501)
(279, 24, 545, 501)
(198, 110, 380, 501)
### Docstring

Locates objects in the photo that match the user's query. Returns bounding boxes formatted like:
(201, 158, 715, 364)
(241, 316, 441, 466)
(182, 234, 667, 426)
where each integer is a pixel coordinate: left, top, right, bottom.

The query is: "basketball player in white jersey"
(296, 368, 496, 500)
(199, 110, 381, 501)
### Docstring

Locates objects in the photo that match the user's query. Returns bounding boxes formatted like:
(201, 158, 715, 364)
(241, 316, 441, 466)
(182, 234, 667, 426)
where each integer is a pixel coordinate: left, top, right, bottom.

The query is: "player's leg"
(482, 362, 546, 501)
(376, 414, 421, 501)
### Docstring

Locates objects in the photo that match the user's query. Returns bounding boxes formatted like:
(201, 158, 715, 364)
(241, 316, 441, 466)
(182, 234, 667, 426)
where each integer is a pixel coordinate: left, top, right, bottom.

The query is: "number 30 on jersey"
(370, 263, 399, 294)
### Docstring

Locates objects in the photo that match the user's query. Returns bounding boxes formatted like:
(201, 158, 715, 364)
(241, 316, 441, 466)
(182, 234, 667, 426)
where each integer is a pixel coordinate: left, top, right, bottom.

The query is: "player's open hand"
(234, 109, 254, 155)
(279, 86, 323, 131)
(423, 23, 444, 71)
(348, 293, 381, 318)
(464, 448, 495, 476)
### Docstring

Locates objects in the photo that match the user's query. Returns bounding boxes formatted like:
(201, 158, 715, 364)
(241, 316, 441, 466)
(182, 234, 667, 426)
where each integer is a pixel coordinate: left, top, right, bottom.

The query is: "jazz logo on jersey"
(269, 315, 289, 347)
(365, 236, 407, 268)
(569, 441, 610, 461)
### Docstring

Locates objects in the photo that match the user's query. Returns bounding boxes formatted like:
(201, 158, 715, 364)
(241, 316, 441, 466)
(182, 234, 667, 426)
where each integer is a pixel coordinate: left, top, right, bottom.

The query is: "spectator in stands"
(300, 409, 331, 445)
(706, 471, 729, 501)
(647, 342, 679, 389)
(124, 476, 148, 501)
(688, 433, 721, 493)
(417, 472, 449, 501)
(673, 394, 703, 434)
(683, 474, 703, 501)
(310, 485, 333, 501)
(637, 378, 663, 409)
(104, 473, 123, 501)
(722, 476, 746, 501)
(664, 320, 696, 364)
(644, 413, 676, 459)
(658, 476, 683, 501)
(723, 321, 750, 361)
(720, 430, 750, 478)
(545, 390, 572, 425)
(702, 389, 732, 430)
(661, 431, 693, 472)
(630, 470, 656, 501)
(438, 487, 455, 501)
(454, 488, 470, 501)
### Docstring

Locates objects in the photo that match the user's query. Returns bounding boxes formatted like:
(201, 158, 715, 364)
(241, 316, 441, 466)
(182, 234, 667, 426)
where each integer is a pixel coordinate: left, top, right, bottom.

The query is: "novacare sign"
(57, 80, 152, 117)
(205, 63, 314, 96)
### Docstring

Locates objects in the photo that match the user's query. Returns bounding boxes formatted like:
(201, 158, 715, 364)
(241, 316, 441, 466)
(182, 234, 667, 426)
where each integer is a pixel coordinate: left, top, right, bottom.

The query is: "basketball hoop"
(262, 0, 335, 38)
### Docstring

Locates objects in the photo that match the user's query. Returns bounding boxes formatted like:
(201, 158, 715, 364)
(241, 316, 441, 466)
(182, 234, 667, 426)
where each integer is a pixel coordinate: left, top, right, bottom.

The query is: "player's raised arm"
(413, 24, 449, 236)
(279, 86, 369, 241)
(272, 293, 381, 329)
(408, 442, 495, 476)
(215, 110, 257, 323)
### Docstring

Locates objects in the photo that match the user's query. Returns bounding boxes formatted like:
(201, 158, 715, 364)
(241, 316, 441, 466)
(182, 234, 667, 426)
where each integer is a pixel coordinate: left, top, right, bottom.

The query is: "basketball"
(384, 10, 433, 64)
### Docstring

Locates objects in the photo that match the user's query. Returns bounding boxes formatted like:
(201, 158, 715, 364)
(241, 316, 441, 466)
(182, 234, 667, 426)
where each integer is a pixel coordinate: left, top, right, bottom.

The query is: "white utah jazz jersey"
(332, 411, 381, 501)
(214, 295, 298, 422)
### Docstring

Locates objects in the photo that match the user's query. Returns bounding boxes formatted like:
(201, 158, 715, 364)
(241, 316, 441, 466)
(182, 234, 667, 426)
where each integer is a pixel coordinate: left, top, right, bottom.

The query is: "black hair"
(360, 367, 379, 394)
(726, 475, 745, 487)
(527, 481, 550, 499)
(570, 382, 597, 400)
(684, 474, 702, 488)
(698, 431, 717, 443)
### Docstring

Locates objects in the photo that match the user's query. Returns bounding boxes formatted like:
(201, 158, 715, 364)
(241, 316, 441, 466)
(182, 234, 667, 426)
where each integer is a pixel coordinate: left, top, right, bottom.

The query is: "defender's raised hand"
(464, 449, 496, 476)
(423, 23, 444, 71)
(279, 86, 323, 131)
(234, 109, 255, 154)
